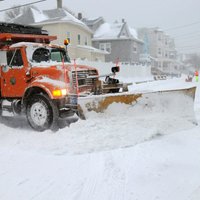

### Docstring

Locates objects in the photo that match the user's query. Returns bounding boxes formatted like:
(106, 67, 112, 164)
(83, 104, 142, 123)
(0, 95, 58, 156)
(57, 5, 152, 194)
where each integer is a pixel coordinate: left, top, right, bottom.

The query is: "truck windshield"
(50, 48, 70, 63)
(32, 47, 70, 63)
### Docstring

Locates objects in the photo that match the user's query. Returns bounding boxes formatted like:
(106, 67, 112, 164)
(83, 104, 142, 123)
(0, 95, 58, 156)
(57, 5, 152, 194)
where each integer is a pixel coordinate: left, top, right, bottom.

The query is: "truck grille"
(72, 70, 98, 91)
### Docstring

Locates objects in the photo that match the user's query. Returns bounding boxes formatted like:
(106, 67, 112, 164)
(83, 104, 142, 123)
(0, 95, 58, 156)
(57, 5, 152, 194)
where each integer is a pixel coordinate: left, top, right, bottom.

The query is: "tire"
(26, 94, 59, 132)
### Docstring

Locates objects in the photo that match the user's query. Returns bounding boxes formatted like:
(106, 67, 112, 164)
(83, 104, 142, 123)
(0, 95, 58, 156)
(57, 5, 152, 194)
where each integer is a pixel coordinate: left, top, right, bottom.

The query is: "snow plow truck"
(0, 23, 197, 131)
(0, 23, 129, 131)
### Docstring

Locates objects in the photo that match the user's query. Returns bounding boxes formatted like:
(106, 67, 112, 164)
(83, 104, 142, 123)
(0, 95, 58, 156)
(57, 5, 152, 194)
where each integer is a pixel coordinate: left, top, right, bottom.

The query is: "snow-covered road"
(0, 77, 200, 200)
(1, 127, 200, 200)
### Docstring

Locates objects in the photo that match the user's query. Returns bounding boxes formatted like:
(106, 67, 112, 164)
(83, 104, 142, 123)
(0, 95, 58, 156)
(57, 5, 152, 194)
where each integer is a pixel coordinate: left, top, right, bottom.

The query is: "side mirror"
(111, 66, 120, 73)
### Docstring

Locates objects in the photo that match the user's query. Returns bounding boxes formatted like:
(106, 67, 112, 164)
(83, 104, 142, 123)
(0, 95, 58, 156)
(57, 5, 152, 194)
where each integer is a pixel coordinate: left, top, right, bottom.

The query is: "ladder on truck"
(0, 22, 48, 35)
(0, 23, 57, 47)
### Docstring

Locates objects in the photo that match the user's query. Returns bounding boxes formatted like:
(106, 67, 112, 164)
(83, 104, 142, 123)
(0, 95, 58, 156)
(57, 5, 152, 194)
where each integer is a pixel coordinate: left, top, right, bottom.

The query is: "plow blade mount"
(78, 86, 196, 119)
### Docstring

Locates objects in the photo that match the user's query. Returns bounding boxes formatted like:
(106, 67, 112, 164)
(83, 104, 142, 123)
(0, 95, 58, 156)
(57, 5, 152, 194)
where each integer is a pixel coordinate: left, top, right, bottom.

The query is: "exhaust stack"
(57, 0, 62, 8)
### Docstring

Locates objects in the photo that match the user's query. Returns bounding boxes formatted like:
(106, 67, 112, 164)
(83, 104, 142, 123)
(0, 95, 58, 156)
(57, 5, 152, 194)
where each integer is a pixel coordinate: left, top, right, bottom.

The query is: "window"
(7, 49, 23, 66)
(158, 48, 162, 55)
(106, 43, 111, 53)
(78, 34, 81, 45)
(99, 43, 111, 53)
(158, 34, 162, 41)
(32, 47, 70, 63)
(84, 36, 88, 46)
(50, 48, 70, 63)
(32, 48, 50, 62)
(169, 53, 175, 59)
(99, 43, 105, 51)
(133, 43, 137, 53)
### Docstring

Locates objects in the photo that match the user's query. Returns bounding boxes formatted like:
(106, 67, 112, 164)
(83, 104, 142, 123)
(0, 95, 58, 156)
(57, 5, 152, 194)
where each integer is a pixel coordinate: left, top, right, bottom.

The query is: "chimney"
(57, 0, 62, 8)
(78, 13, 82, 20)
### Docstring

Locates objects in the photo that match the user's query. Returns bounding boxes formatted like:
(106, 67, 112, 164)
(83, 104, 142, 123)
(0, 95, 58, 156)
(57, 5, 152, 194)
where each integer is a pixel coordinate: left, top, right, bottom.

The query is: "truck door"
(1, 48, 27, 97)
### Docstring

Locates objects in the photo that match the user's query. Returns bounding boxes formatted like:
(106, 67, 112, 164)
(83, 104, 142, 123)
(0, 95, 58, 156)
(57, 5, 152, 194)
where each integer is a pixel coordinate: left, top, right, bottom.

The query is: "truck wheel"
(26, 94, 59, 132)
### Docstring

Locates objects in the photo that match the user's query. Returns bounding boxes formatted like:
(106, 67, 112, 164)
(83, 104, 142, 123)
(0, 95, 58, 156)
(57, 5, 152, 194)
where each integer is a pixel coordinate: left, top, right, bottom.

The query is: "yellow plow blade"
(81, 93, 142, 113)
(78, 87, 196, 122)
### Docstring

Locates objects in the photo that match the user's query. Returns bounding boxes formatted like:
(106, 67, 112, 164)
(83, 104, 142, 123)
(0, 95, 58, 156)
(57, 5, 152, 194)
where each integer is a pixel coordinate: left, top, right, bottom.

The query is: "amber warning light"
(64, 39, 69, 46)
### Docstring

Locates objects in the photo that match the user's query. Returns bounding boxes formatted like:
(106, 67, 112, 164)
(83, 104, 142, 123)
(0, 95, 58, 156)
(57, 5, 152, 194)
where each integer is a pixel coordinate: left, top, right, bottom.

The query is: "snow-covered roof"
(94, 22, 124, 39)
(8, 8, 34, 25)
(42, 8, 85, 26)
(32, 8, 92, 34)
(82, 17, 104, 26)
(128, 27, 138, 39)
(7, 7, 47, 25)
(93, 21, 140, 42)
(5, 7, 91, 33)
(31, 7, 48, 23)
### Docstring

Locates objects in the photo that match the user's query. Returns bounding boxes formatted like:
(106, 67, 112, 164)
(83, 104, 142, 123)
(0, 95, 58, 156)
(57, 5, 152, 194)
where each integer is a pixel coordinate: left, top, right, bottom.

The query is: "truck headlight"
(52, 89, 67, 97)
(61, 89, 67, 95)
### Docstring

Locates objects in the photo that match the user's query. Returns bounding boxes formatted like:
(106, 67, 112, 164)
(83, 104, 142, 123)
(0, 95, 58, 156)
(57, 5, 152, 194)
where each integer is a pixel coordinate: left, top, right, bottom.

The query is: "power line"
(178, 46, 200, 52)
(174, 36, 200, 43)
(164, 20, 200, 31)
(172, 31, 200, 38)
(164, 25, 200, 53)
(178, 44, 200, 48)
(0, 0, 46, 12)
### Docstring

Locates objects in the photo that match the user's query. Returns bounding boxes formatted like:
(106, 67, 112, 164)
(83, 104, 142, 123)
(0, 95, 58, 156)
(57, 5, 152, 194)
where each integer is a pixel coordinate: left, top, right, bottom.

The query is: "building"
(84, 18, 144, 64)
(138, 27, 178, 74)
(33, 8, 108, 61)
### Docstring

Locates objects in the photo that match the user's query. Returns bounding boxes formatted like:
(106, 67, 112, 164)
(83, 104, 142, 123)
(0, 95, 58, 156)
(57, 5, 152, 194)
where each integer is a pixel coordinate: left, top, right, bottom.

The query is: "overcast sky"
(0, 0, 200, 53)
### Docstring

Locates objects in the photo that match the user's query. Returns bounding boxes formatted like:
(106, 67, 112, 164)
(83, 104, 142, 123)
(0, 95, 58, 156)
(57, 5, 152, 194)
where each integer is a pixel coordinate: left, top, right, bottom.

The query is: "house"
(33, 8, 108, 61)
(83, 18, 144, 64)
(5, 1, 107, 61)
(138, 27, 178, 74)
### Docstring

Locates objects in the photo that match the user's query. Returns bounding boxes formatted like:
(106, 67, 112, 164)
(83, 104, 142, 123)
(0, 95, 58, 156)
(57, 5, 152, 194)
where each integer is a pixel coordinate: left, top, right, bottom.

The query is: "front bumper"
(56, 94, 78, 118)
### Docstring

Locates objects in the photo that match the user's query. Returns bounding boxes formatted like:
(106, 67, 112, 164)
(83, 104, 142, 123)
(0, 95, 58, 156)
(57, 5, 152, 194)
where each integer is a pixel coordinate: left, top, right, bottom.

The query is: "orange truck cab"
(0, 23, 98, 131)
